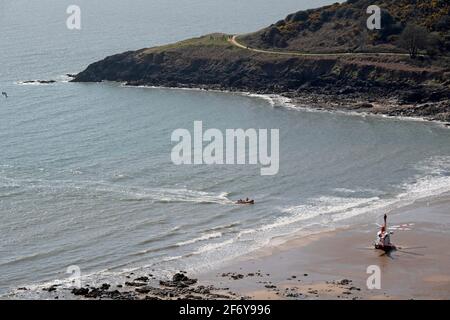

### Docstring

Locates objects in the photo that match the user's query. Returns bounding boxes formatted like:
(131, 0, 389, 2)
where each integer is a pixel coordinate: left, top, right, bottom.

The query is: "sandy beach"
(198, 196, 450, 300)
(11, 195, 449, 300)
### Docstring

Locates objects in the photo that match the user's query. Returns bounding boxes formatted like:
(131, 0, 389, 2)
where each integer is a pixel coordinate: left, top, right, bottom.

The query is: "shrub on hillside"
(398, 24, 431, 58)
(373, 10, 403, 42)
(434, 16, 450, 32)
(290, 11, 309, 23)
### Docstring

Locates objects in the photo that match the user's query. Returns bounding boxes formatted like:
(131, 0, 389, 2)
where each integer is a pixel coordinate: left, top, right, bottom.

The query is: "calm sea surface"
(1, 0, 450, 297)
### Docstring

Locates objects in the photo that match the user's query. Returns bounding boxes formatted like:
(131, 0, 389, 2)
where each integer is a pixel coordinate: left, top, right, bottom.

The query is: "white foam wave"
(175, 232, 222, 247)
(268, 196, 380, 231)
(275, 156, 450, 229)
(15, 74, 73, 86)
(244, 93, 296, 108)
(192, 239, 234, 255)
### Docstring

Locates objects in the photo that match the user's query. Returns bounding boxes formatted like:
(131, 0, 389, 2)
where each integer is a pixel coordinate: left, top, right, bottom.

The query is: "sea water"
(1, 0, 450, 297)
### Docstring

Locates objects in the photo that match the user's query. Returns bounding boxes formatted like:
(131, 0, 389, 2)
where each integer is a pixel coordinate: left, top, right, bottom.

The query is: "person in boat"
(236, 198, 254, 204)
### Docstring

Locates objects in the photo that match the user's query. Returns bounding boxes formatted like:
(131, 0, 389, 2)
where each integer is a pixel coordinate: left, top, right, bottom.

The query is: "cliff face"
(73, 34, 445, 93)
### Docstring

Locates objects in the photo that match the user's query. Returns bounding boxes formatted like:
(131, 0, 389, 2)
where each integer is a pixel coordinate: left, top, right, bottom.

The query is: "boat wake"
(0, 175, 233, 205)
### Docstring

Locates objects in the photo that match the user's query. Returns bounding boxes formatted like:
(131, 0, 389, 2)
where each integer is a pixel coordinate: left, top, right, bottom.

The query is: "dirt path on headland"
(229, 34, 413, 58)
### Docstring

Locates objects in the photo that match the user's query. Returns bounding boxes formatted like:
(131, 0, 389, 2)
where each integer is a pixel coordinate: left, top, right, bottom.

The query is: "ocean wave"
(332, 187, 384, 196)
(209, 222, 241, 231)
(271, 196, 381, 231)
(192, 239, 234, 255)
(120, 83, 297, 109)
(276, 156, 450, 227)
(243, 93, 296, 108)
(14, 74, 73, 86)
(175, 232, 222, 247)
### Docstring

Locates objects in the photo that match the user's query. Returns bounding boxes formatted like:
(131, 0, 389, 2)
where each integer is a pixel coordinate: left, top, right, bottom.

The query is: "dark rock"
(135, 276, 149, 282)
(349, 286, 361, 291)
(125, 281, 147, 287)
(401, 89, 426, 104)
(71, 287, 89, 296)
(159, 273, 198, 288)
(172, 273, 189, 282)
(23, 80, 56, 84)
(85, 288, 103, 298)
(356, 102, 374, 109)
(338, 279, 352, 285)
(231, 274, 244, 280)
(135, 287, 151, 294)
(184, 294, 203, 300)
(100, 283, 111, 290)
(343, 291, 352, 295)
(42, 285, 58, 292)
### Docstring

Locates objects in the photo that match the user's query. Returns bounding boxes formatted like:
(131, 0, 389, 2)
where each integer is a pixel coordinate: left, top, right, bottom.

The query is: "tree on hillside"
(398, 24, 430, 58)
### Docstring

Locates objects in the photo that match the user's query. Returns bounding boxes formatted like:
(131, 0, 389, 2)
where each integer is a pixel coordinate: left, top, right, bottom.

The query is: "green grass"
(142, 33, 233, 54)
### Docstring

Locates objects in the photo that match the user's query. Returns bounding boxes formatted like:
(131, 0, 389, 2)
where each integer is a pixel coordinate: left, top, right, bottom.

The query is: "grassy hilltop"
(241, 0, 450, 55)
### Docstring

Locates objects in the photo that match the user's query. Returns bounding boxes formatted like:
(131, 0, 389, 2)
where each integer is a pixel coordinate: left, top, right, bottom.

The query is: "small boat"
(236, 199, 255, 205)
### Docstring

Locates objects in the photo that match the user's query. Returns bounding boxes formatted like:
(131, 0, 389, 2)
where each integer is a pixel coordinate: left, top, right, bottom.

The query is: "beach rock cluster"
(22, 80, 56, 84)
(159, 273, 198, 288)
(64, 273, 240, 300)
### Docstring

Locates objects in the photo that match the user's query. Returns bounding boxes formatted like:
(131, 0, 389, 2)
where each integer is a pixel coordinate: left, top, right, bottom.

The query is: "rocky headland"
(72, 1, 450, 122)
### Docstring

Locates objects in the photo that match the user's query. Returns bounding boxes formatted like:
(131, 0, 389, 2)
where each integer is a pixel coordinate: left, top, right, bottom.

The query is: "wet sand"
(199, 196, 450, 300)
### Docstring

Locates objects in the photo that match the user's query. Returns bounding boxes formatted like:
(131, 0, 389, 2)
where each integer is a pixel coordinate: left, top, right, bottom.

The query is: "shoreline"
(197, 194, 450, 300)
(117, 82, 450, 128)
(6, 193, 450, 300)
